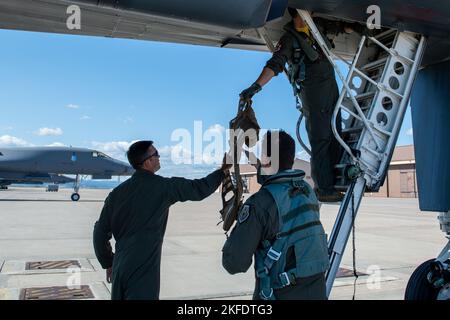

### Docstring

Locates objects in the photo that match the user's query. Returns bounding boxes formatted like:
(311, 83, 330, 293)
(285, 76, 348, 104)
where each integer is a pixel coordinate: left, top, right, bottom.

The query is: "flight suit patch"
(238, 205, 250, 224)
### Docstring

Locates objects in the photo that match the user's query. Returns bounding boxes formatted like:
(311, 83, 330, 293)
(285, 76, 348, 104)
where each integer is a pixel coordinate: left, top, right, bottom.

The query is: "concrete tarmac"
(0, 187, 445, 300)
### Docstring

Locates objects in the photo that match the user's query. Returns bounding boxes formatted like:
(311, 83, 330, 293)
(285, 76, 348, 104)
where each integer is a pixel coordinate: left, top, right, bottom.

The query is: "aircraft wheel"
(71, 193, 80, 202)
(405, 259, 440, 300)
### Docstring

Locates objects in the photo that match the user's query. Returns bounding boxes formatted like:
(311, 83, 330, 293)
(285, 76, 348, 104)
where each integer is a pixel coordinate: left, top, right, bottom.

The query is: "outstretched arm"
(255, 67, 276, 87)
(240, 33, 293, 101)
(166, 170, 224, 204)
(166, 154, 231, 204)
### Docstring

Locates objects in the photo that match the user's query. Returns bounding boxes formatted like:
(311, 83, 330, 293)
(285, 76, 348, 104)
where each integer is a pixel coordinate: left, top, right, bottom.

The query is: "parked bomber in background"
(0, 147, 134, 201)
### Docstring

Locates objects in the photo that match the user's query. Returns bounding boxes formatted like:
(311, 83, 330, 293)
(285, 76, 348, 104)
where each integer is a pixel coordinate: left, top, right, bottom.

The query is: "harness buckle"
(279, 272, 292, 287)
(267, 247, 282, 261)
(260, 288, 274, 300)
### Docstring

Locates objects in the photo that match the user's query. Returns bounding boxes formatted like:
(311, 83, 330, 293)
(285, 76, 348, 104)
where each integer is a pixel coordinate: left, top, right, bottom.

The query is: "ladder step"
(342, 99, 371, 111)
(343, 92, 376, 104)
(351, 91, 376, 101)
(369, 73, 382, 81)
(360, 57, 388, 72)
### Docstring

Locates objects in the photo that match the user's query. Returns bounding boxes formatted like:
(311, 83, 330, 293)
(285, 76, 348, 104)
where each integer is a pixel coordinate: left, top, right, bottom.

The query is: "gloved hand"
(239, 82, 261, 101)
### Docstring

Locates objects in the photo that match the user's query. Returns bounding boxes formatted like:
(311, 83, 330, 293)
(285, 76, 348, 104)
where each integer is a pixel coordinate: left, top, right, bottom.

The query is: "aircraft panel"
(0, 0, 268, 50)
(410, 60, 450, 212)
(1, 0, 449, 65)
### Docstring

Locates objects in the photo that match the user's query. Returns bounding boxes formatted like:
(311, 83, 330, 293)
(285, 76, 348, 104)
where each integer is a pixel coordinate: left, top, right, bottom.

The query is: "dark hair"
(287, 7, 299, 19)
(265, 130, 295, 171)
(127, 140, 154, 169)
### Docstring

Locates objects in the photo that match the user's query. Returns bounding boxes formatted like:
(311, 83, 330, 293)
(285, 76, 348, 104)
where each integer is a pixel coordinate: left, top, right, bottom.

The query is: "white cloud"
(91, 141, 134, 161)
(158, 162, 216, 179)
(205, 124, 226, 135)
(35, 127, 63, 136)
(406, 128, 413, 136)
(0, 135, 29, 147)
(158, 144, 216, 177)
(46, 142, 66, 147)
(159, 145, 193, 163)
(66, 104, 79, 109)
(90, 141, 217, 178)
(158, 145, 174, 157)
(80, 115, 91, 120)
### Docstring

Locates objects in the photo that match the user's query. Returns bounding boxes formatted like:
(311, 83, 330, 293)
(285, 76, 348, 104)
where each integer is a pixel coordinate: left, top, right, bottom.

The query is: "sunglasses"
(140, 150, 159, 164)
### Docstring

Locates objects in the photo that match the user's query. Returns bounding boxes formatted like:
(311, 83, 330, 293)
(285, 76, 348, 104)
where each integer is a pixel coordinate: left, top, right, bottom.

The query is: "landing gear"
(71, 193, 80, 202)
(405, 259, 440, 300)
(406, 212, 450, 300)
(71, 174, 81, 201)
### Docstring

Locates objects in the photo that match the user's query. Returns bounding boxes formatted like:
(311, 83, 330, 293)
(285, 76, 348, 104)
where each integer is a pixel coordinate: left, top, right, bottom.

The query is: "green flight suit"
(93, 168, 224, 300)
(265, 19, 345, 194)
(222, 177, 327, 300)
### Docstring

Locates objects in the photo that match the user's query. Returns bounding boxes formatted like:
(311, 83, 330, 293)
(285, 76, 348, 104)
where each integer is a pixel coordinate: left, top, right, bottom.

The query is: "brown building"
(231, 159, 314, 194)
(232, 145, 417, 198)
(366, 145, 417, 198)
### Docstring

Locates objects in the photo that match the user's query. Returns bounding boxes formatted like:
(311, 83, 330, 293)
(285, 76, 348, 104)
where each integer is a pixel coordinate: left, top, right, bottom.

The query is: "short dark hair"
(287, 7, 299, 19)
(265, 130, 296, 171)
(127, 140, 154, 169)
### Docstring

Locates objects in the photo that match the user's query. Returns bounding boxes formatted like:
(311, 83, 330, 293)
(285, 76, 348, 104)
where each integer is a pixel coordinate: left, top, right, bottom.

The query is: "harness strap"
(285, 28, 319, 62)
(276, 221, 322, 239)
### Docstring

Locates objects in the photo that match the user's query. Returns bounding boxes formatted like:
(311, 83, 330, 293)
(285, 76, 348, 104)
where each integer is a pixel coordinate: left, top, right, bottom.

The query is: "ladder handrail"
(297, 9, 384, 153)
(331, 36, 366, 164)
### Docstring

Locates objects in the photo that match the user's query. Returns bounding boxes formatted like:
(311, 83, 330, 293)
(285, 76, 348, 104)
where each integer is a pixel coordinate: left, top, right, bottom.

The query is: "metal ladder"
(295, 10, 427, 296)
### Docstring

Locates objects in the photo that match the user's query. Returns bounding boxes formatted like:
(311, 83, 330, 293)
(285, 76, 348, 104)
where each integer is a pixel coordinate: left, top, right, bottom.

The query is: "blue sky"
(0, 29, 414, 177)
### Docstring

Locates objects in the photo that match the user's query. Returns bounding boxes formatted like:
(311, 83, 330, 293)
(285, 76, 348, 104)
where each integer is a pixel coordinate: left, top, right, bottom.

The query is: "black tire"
(405, 259, 440, 300)
(71, 193, 80, 202)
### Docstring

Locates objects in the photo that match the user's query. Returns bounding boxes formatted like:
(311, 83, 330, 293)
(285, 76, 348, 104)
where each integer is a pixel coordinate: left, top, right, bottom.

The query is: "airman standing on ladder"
(240, 8, 362, 202)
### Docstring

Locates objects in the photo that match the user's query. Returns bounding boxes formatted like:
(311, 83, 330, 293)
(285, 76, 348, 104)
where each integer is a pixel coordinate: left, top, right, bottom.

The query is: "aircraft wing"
(0, 0, 273, 52)
(0, 172, 75, 184)
(1, 0, 449, 66)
